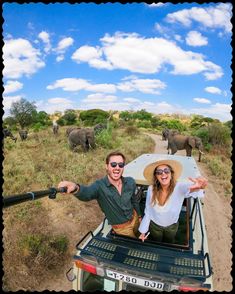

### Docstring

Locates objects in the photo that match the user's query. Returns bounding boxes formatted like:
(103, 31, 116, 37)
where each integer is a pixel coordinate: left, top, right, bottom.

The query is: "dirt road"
(147, 133, 232, 291)
(46, 133, 232, 291)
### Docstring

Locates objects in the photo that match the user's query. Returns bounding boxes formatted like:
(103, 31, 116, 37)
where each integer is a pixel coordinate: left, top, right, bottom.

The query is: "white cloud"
(166, 3, 232, 33)
(47, 78, 116, 93)
(4, 80, 23, 94)
(193, 97, 211, 104)
(82, 93, 117, 103)
(3, 38, 45, 79)
(56, 55, 64, 62)
(191, 103, 231, 122)
(117, 77, 166, 94)
(36, 98, 75, 114)
(38, 31, 51, 53)
(71, 32, 223, 80)
(3, 95, 22, 114)
(56, 37, 74, 52)
(148, 3, 166, 8)
(186, 31, 208, 47)
(204, 86, 222, 95)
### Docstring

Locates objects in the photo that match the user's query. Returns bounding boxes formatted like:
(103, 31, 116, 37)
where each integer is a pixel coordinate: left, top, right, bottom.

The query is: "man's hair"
(106, 151, 126, 164)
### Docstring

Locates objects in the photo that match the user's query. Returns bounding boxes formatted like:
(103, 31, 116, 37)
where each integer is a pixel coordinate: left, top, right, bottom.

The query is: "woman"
(138, 159, 207, 243)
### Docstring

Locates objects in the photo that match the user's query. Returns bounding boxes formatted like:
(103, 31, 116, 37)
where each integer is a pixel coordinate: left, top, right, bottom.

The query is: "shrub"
(124, 126, 140, 137)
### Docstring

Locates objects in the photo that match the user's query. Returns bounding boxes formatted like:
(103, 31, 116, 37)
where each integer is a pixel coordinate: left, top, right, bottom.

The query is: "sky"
(2, 2, 233, 122)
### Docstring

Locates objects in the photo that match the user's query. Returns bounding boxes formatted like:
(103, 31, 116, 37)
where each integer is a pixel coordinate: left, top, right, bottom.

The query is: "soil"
(42, 133, 232, 291)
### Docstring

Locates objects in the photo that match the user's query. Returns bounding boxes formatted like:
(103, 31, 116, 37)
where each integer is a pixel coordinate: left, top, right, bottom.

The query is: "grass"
(2, 125, 155, 291)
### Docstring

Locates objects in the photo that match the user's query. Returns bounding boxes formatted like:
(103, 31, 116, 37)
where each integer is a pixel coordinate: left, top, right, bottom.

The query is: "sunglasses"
(110, 162, 125, 168)
(155, 167, 171, 175)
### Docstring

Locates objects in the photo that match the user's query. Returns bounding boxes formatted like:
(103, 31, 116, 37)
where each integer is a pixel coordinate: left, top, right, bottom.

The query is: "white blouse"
(138, 181, 204, 234)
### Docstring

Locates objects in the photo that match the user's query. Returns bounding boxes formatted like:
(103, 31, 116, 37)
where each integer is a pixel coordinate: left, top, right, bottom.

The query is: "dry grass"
(2, 126, 155, 291)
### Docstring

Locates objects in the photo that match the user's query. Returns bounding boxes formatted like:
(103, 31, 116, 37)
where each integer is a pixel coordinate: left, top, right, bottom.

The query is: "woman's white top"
(138, 181, 204, 234)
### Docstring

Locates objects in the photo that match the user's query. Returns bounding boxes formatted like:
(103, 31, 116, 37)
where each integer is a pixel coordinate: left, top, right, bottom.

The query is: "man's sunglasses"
(110, 162, 125, 168)
(155, 167, 171, 175)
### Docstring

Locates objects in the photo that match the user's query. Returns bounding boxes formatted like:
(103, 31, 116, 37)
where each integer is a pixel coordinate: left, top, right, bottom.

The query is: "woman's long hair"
(151, 165, 176, 206)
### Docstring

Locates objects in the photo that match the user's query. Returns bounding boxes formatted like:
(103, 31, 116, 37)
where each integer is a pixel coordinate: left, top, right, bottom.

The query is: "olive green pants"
(149, 220, 179, 243)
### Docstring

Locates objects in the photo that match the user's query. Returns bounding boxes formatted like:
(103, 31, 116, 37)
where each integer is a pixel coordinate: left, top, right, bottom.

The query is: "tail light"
(75, 258, 105, 276)
(178, 285, 209, 291)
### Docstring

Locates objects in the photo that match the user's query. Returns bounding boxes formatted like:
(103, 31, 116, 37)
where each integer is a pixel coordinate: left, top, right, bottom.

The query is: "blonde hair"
(151, 165, 176, 206)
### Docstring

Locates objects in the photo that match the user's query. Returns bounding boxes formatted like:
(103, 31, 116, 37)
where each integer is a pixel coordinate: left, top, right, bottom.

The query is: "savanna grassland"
(2, 125, 155, 291)
(2, 123, 232, 291)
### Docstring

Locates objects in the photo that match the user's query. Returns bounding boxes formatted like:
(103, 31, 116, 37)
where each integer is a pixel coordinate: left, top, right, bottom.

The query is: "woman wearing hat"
(138, 159, 208, 243)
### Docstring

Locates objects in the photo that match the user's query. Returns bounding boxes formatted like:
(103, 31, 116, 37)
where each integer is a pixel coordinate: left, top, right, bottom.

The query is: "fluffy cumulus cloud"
(3, 38, 45, 79)
(193, 97, 211, 104)
(3, 94, 22, 114)
(165, 3, 232, 33)
(71, 32, 223, 80)
(4, 80, 23, 94)
(204, 86, 222, 94)
(117, 76, 166, 94)
(38, 31, 51, 53)
(36, 97, 74, 114)
(47, 78, 116, 93)
(192, 103, 231, 122)
(186, 31, 208, 46)
(82, 93, 117, 103)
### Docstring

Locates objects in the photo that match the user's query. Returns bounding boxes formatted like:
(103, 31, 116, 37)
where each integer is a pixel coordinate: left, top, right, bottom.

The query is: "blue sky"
(3, 2, 233, 122)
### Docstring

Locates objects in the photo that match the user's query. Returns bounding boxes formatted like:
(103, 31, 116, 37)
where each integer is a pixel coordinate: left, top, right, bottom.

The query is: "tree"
(79, 109, 109, 125)
(10, 98, 37, 129)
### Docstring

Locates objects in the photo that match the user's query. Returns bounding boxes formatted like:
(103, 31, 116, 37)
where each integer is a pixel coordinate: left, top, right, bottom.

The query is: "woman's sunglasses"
(110, 162, 125, 168)
(155, 167, 171, 175)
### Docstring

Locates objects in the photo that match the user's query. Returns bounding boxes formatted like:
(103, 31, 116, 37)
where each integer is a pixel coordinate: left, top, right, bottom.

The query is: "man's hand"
(58, 181, 79, 194)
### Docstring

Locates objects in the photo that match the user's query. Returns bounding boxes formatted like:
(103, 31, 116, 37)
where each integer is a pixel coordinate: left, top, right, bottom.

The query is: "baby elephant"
(3, 128, 17, 142)
(19, 130, 28, 141)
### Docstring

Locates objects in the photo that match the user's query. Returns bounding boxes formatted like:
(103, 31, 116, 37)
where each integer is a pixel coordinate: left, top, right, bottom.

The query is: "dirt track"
(46, 133, 232, 291)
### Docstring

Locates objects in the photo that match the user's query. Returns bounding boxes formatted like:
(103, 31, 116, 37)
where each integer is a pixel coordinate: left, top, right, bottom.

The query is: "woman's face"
(154, 164, 172, 187)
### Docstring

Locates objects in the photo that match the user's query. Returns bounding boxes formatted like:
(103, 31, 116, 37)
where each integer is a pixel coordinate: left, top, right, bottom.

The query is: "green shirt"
(74, 175, 141, 225)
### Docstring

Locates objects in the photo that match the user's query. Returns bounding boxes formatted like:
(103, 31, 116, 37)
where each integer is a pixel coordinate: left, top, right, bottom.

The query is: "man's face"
(106, 155, 125, 181)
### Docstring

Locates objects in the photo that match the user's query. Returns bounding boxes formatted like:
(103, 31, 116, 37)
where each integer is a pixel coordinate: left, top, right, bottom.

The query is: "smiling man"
(58, 151, 142, 238)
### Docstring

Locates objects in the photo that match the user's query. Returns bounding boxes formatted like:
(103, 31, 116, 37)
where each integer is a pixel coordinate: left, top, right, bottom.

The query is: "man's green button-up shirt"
(74, 175, 141, 225)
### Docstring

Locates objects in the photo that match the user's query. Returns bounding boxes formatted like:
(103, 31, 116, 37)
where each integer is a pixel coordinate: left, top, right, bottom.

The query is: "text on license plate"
(106, 269, 164, 290)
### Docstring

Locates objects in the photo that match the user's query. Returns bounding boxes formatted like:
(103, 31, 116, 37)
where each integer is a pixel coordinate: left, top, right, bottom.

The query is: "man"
(58, 151, 142, 238)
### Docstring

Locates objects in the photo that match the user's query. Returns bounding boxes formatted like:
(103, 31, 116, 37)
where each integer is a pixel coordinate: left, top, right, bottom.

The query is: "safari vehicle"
(66, 154, 213, 292)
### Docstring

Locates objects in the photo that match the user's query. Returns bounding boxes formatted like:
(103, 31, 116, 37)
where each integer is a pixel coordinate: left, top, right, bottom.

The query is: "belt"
(112, 210, 136, 229)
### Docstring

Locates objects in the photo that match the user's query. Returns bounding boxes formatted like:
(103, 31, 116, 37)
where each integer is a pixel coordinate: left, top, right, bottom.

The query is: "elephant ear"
(188, 137, 196, 148)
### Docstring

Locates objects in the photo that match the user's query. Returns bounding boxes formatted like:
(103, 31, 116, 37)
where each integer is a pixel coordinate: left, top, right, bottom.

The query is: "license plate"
(106, 269, 164, 290)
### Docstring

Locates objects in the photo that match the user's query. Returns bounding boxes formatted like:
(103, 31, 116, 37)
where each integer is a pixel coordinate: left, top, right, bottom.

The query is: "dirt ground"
(42, 133, 232, 291)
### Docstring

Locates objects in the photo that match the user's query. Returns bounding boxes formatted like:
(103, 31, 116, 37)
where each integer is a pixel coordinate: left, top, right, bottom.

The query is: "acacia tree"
(10, 98, 37, 129)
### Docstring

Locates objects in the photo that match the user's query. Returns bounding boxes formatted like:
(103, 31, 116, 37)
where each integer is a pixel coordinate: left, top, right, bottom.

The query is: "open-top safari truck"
(65, 153, 213, 292)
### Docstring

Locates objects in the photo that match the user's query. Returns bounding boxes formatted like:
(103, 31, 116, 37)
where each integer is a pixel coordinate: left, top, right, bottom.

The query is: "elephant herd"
(162, 128, 203, 162)
(3, 123, 107, 153)
(3, 128, 28, 142)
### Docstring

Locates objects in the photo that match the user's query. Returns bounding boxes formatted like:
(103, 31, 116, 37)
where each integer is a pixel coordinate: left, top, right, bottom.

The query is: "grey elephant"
(94, 123, 107, 134)
(66, 126, 81, 137)
(162, 128, 179, 140)
(3, 128, 17, 142)
(167, 134, 203, 161)
(68, 128, 95, 152)
(19, 130, 28, 141)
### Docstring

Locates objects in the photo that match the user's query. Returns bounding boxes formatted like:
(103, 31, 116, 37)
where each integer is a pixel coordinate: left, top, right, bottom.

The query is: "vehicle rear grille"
(80, 236, 207, 280)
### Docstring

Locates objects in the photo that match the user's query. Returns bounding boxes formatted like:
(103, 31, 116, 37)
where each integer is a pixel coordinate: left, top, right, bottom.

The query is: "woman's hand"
(188, 177, 208, 192)
(139, 232, 150, 242)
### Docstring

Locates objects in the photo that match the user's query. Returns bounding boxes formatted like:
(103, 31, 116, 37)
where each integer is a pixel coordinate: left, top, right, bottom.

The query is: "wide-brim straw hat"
(143, 159, 183, 184)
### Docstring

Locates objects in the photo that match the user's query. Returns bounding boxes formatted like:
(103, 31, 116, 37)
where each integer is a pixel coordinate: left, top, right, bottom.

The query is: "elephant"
(52, 122, 59, 135)
(94, 123, 107, 134)
(162, 128, 179, 140)
(68, 128, 95, 152)
(66, 126, 81, 137)
(167, 134, 203, 161)
(19, 130, 28, 141)
(3, 128, 17, 142)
